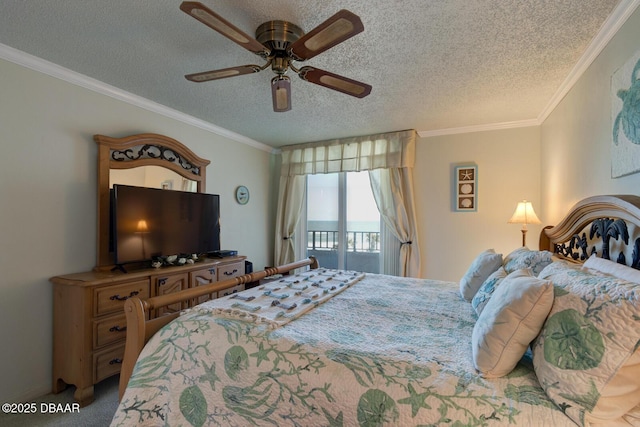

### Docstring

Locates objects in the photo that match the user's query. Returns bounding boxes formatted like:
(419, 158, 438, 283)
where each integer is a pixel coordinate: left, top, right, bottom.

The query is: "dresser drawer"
(94, 279, 150, 316)
(218, 261, 244, 280)
(93, 344, 125, 383)
(190, 267, 218, 305)
(93, 313, 127, 350)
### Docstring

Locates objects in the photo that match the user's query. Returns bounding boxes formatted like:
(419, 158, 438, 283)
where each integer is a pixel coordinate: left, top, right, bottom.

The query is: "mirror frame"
(94, 133, 210, 269)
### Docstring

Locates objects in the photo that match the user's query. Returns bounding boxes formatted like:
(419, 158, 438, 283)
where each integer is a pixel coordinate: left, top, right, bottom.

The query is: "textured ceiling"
(0, 1, 630, 148)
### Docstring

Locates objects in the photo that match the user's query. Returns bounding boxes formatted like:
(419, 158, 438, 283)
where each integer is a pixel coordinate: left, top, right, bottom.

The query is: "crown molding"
(0, 42, 273, 153)
(419, 0, 640, 139)
(418, 119, 539, 138)
(537, 0, 640, 123)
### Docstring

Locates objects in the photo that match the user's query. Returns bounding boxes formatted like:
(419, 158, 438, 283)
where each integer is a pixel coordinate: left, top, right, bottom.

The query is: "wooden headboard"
(539, 195, 640, 269)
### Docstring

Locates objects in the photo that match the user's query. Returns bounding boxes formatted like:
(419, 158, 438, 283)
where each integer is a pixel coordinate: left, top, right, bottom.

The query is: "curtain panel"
(274, 129, 421, 277)
(280, 129, 415, 176)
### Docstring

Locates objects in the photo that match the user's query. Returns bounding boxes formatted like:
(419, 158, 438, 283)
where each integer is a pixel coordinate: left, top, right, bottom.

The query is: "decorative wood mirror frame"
(94, 133, 210, 269)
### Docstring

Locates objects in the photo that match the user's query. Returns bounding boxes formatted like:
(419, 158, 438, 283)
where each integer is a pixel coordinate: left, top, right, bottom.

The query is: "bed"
(111, 195, 640, 426)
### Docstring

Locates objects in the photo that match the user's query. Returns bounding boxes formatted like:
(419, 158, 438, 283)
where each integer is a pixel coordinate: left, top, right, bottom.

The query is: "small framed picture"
(455, 165, 477, 212)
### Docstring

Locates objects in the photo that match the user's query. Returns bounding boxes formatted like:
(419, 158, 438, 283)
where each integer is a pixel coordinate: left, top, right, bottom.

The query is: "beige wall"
(540, 7, 640, 222)
(416, 127, 542, 281)
(0, 58, 272, 403)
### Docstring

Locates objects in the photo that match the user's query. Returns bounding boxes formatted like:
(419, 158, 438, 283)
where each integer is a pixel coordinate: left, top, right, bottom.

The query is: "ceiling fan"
(180, 1, 372, 112)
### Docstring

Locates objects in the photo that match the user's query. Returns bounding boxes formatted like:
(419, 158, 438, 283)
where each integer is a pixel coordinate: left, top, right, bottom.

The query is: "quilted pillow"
(533, 261, 640, 426)
(583, 254, 640, 284)
(471, 267, 508, 315)
(471, 268, 554, 378)
(503, 247, 553, 275)
(459, 249, 503, 301)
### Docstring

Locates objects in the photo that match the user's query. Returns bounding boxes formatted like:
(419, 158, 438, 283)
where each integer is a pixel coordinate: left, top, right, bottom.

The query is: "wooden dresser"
(50, 256, 245, 406)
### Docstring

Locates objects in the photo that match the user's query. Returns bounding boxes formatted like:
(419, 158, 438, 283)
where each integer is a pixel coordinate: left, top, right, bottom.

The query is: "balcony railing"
(307, 230, 380, 252)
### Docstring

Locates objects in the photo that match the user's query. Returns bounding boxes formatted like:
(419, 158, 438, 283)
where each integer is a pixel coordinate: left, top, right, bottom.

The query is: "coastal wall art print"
(455, 164, 477, 212)
(611, 49, 640, 178)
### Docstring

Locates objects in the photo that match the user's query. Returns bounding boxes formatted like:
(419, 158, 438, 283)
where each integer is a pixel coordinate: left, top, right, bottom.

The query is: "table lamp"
(508, 200, 541, 247)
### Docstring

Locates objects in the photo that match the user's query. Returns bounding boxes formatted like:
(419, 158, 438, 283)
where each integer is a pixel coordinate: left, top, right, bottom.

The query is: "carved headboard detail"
(539, 195, 640, 269)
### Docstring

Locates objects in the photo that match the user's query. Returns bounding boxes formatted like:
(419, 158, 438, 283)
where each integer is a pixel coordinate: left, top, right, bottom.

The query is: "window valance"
(280, 129, 416, 176)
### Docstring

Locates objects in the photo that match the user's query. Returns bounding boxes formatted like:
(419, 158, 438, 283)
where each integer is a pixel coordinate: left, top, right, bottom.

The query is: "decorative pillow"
(533, 260, 640, 426)
(583, 254, 640, 284)
(471, 267, 507, 315)
(503, 247, 553, 275)
(471, 269, 554, 378)
(459, 249, 503, 302)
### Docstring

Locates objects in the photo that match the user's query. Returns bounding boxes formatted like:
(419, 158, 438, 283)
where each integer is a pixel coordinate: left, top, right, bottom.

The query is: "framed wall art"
(611, 49, 640, 178)
(455, 165, 477, 212)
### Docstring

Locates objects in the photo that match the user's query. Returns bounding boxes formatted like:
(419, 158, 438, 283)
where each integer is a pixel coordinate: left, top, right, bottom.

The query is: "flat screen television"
(112, 184, 221, 266)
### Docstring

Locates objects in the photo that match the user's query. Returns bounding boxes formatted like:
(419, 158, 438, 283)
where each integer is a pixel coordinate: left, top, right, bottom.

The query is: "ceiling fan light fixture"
(271, 76, 291, 112)
(181, 3, 371, 110)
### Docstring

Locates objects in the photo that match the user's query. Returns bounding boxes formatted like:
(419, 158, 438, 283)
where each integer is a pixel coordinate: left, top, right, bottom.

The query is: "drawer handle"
(109, 325, 127, 333)
(109, 291, 139, 301)
(109, 358, 123, 365)
(223, 269, 238, 276)
(158, 278, 168, 286)
(209, 268, 216, 275)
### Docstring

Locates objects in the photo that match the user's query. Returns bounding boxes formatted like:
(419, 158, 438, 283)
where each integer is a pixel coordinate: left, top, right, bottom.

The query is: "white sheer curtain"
(273, 175, 305, 266)
(368, 168, 420, 277)
(274, 129, 420, 277)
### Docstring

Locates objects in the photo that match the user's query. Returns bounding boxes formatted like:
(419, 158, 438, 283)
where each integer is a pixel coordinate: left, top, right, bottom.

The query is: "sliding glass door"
(306, 171, 381, 272)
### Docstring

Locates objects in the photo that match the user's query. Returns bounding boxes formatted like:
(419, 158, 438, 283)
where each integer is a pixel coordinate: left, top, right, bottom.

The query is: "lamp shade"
(136, 219, 149, 233)
(271, 76, 291, 112)
(508, 200, 541, 225)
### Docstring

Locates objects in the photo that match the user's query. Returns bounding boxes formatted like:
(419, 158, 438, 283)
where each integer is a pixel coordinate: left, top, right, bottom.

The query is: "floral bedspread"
(112, 271, 575, 427)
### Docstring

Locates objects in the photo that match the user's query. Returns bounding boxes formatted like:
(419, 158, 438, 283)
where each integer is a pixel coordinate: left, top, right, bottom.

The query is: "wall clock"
(235, 185, 250, 205)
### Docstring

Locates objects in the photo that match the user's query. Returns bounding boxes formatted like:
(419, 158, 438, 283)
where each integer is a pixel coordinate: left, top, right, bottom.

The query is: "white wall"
(540, 7, 640, 222)
(0, 58, 272, 403)
(416, 127, 542, 281)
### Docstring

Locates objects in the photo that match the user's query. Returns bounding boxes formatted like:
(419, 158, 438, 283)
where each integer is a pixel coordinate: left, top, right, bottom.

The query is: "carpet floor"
(0, 375, 119, 427)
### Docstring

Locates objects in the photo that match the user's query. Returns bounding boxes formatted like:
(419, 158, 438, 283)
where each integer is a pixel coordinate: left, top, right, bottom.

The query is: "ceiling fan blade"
(298, 66, 371, 98)
(288, 10, 364, 61)
(185, 65, 263, 82)
(180, 1, 271, 58)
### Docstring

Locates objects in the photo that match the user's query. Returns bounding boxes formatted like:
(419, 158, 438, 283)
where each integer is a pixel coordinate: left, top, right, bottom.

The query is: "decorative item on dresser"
(50, 133, 249, 406)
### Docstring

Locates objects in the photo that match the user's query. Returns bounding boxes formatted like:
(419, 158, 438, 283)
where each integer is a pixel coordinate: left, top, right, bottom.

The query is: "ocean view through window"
(306, 171, 381, 272)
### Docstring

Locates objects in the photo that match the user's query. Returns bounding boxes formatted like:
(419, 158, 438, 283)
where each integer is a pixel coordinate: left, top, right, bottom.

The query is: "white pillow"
(459, 249, 503, 302)
(471, 269, 554, 378)
(471, 267, 507, 315)
(583, 254, 640, 283)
